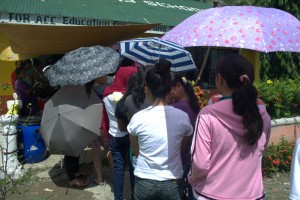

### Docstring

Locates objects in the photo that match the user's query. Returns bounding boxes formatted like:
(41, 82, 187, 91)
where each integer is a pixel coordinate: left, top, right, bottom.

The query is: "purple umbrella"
(161, 6, 300, 52)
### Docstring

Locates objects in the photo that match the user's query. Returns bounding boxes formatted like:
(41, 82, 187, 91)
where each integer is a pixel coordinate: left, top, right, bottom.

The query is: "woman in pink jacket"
(189, 54, 271, 200)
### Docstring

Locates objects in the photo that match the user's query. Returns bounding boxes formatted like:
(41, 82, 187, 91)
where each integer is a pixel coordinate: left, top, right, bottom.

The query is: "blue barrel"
(17, 116, 47, 163)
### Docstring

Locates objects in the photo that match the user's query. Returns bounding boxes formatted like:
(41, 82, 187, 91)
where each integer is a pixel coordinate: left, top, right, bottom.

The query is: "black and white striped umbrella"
(119, 37, 197, 72)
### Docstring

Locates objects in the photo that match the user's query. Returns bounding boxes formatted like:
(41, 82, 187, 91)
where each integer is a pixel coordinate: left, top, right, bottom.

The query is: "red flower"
(272, 160, 280, 166)
(192, 85, 206, 109)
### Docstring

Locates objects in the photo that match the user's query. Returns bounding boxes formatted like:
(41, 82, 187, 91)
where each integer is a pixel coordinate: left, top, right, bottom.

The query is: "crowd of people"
(12, 58, 58, 117)
(12, 54, 300, 200)
(77, 54, 273, 200)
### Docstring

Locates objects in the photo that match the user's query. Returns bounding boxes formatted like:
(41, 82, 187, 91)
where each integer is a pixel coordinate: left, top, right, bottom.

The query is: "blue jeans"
(134, 176, 183, 200)
(110, 134, 135, 200)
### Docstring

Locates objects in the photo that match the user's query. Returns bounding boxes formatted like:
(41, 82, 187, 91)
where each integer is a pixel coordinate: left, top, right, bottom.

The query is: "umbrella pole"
(194, 47, 211, 86)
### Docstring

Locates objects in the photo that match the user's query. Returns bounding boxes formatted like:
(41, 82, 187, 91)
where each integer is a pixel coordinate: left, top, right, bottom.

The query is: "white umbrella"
(119, 37, 197, 72)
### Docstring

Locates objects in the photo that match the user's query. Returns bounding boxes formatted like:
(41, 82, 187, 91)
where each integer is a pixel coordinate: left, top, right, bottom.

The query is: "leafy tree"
(255, 0, 300, 80)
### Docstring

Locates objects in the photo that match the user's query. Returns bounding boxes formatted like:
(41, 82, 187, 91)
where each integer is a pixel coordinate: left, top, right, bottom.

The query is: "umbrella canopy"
(119, 37, 197, 72)
(0, 23, 159, 55)
(0, 46, 38, 61)
(44, 45, 120, 86)
(0, 33, 39, 61)
(40, 85, 102, 156)
(161, 6, 300, 52)
(0, 46, 19, 61)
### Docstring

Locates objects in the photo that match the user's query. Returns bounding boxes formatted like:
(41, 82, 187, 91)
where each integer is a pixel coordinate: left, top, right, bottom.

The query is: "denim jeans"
(134, 176, 183, 200)
(110, 134, 135, 200)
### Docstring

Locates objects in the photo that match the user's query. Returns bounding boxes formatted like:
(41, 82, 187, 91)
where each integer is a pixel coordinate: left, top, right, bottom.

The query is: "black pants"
(64, 155, 79, 181)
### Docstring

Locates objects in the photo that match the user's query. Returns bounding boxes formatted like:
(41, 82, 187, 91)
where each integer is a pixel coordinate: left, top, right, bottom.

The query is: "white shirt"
(103, 92, 127, 137)
(290, 137, 300, 200)
(127, 105, 193, 181)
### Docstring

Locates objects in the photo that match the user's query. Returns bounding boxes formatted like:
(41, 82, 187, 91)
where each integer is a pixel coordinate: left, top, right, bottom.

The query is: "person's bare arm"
(117, 118, 127, 132)
(181, 136, 191, 153)
(129, 135, 139, 157)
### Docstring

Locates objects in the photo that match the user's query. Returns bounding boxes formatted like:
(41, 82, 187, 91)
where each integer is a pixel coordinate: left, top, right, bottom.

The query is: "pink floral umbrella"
(161, 6, 300, 52)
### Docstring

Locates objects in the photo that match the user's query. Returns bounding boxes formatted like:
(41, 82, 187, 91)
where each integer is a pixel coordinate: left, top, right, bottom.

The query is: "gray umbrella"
(40, 85, 102, 156)
(44, 45, 120, 86)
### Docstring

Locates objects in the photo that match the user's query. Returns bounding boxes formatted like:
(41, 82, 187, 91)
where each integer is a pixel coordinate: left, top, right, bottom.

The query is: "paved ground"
(0, 120, 130, 199)
(6, 150, 291, 200)
(7, 149, 132, 200)
(0, 124, 291, 200)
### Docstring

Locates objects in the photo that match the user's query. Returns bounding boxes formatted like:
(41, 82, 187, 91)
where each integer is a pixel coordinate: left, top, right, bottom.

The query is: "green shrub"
(262, 137, 295, 177)
(255, 78, 300, 119)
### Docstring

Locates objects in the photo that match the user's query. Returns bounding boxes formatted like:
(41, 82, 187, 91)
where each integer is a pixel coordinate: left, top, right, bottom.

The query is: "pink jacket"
(189, 99, 271, 200)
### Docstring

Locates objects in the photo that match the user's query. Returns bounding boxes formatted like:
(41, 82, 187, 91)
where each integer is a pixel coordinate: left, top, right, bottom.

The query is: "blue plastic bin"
(17, 116, 47, 163)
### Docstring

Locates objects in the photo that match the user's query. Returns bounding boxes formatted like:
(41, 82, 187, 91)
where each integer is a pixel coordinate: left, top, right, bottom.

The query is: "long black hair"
(85, 79, 95, 98)
(115, 72, 139, 117)
(131, 66, 147, 109)
(145, 58, 172, 100)
(170, 72, 200, 113)
(216, 54, 263, 145)
(115, 66, 147, 126)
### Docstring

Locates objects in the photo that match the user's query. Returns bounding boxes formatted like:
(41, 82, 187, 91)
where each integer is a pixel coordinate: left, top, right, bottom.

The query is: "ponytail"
(217, 54, 263, 145)
(146, 59, 172, 99)
(232, 79, 263, 145)
(183, 82, 200, 113)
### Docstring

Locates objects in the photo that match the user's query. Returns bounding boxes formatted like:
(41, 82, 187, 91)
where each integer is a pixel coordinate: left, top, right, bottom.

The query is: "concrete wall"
(0, 95, 14, 114)
(268, 117, 300, 145)
(240, 49, 260, 83)
(0, 61, 15, 95)
(0, 60, 15, 114)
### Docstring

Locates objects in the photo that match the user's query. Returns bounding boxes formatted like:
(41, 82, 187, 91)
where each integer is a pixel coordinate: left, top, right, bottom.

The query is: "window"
(185, 47, 239, 90)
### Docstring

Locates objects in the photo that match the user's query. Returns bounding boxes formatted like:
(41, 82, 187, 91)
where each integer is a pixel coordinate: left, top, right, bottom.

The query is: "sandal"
(91, 177, 106, 186)
(69, 178, 88, 187)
